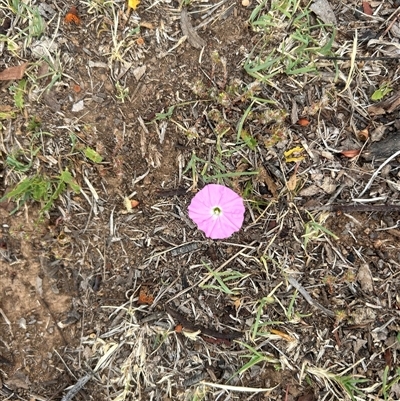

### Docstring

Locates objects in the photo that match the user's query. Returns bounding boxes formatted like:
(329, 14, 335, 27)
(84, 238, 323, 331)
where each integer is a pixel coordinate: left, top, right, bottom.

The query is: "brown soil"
(1, 1, 400, 401)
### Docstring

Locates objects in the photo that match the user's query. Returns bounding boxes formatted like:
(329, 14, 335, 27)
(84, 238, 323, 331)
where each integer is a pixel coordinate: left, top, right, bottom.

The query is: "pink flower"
(188, 184, 245, 239)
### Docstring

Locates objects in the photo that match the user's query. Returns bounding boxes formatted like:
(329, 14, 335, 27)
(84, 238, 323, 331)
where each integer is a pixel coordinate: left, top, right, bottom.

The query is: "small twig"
(0, 307, 13, 338)
(320, 56, 400, 61)
(306, 204, 400, 213)
(61, 375, 92, 401)
(288, 276, 335, 318)
(357, 150, 400, 198)
(381, 6, 400, 37)
(180, 8, 206, 49)
(155, 187, 187, 197)
(38, 298, 68, 345)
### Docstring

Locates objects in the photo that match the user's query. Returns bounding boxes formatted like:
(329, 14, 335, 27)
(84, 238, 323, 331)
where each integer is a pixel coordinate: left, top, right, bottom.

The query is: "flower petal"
(207, 184, 225, 205)
(188, 184, 245, 239)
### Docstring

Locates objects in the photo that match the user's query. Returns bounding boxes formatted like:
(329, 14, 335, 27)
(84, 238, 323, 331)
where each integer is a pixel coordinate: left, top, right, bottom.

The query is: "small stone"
(72, 100, 84, 112)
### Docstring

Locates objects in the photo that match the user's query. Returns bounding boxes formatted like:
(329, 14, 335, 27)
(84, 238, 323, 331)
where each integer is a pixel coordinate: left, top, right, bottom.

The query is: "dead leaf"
(284, 146, 305, 163)
(65, 6, 80, 24)
(138, 287, 154, 305)
(0, 62, 28, 81)
(287, 172, 297, 191)
(297, 391, 317, 401)
(362, 1, 373, 16)
(370, 125, 386, 142)
(270, 329, 295, 342)
(353, 338, 367, 354)
(384, 348, 392, 368)
(341, 149, 361, 158)
(133, 65, 146, 81)
(368, 92, 400, 115)
(0, 105, 12, 112)
(357, 264, 374, 293)
(130, 199, 139, 208)
(181, 329, 201, 340)
(297, 118, 310, 126)
(128, 0, 140, 10)
(140, 21, 154, 29)
(299, 185, 320, 197)
(232, 297, 241, 310)
(319, 176, 336, 194)
(180, 9, 206, 49)
(258, 167, 278, 199)
(310, 0, 337, 25)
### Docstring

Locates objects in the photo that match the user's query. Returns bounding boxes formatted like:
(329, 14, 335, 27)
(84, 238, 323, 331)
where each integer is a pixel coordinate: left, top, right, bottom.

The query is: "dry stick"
(308, 204, 400, 213)
(321, 56, 400, 60)
(381, 6, 400, 36)
(0, 307, 13, 338)
(61, 375, 92, 401)
(356, 149, 400, 198)
(37, 298, 68, 345)
(288, 276, 335, 318)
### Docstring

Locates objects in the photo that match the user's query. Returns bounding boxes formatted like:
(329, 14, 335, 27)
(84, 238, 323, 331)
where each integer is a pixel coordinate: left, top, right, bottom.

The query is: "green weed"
(115, 81, 130, 103)
(200, 262, 249, 295)
(233, 341, 281, 378)
(371, 82, 392, 101)
(250, 295, 278, 341)
(2, 0, 46, 48)
(307, 366, 369, 401)
(245, 0, 335, 86)
(303, 211, 339, 252)
(9, 79, 27, 109)
(1, 169, 80, 216)
(382, 366, 400, 401)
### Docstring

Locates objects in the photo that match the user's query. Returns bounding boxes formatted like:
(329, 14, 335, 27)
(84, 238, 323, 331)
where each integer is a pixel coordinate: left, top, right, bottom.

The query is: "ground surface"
(1, 0, 400, 400)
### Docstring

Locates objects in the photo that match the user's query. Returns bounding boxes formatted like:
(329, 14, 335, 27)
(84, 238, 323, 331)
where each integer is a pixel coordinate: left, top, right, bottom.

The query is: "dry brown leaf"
(180, 9, 205, 49)
(287, 172, 297, 191)
(368, 92, 400, 115)
(138, 287, 154, 305)
(370, 125, 386, 142)
(362, 1, 373, 15)
(310, 0, 337, 25)
(0, 62, 28, 81)
(0, 105, 12, 112)
(297, 392, 317, 401)
(140, 21, 154, 29)
(270, 329, 295, 342)
(65, 6, 80, 24)
(357, 264, 374, 293)
(258, 167, 278, 199)
(130, 199, 139, 208)
(297, 118, 310, 126)
(341, 149, 361, 158)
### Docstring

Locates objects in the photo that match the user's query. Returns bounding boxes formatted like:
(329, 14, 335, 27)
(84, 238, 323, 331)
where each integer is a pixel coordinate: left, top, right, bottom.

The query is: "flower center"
(212, 206, 222, 216)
